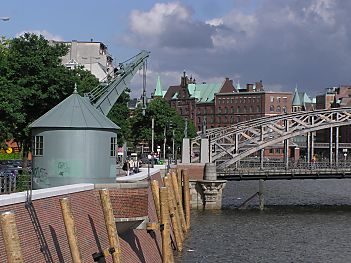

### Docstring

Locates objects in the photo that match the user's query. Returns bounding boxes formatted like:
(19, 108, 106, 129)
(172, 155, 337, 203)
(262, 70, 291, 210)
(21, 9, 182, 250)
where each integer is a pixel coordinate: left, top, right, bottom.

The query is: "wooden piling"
(182, 169, 191, 231)
(151, 180, 161, 221)
(171, 172, 187, 233)
(99, 189, 122, 263)
(164, 176, 183, 251)
(0, 211, 24, 263)
(160, 187, 174, 263)
(176, 168, 183, 204)
(60, 198, 82, 263)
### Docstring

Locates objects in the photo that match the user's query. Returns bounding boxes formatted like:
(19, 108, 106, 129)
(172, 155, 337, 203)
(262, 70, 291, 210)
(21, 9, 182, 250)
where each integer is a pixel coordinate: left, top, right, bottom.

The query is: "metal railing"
(0, 174, 31, 195)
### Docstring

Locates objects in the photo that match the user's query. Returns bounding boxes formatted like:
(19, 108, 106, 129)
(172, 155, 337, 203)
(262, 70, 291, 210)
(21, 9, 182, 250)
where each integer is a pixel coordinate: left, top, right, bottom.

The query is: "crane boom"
(85, 50, 150, 115)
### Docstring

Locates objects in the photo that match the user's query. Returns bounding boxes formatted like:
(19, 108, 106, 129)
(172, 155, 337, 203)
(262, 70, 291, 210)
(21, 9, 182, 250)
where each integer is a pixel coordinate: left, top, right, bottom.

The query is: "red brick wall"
(177, 164, 205, 180)
(109, 188, 148, 218)
(0, 181, 163, 263)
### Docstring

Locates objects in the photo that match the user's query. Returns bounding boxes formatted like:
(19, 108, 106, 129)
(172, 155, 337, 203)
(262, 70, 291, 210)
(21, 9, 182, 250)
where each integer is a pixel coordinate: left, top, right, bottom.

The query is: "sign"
(6, 147, 12, 154)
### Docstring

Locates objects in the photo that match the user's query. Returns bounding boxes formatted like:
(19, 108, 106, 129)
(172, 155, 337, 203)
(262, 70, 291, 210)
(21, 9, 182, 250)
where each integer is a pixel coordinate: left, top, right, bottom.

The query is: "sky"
(1, 0, 350, 98)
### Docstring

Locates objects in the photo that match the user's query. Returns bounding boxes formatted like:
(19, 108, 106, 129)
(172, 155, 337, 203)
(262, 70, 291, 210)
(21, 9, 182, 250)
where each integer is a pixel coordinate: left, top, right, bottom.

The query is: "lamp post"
(147, 154, 152, 181)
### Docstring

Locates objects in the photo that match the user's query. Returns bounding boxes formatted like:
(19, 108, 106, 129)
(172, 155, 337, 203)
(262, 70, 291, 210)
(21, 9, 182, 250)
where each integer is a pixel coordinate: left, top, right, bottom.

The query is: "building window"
(276, 106, 281, 112)
(237, 116, 240, 123)
(230, 116, 234, 124)
(34, 136, 44, 156)
(231, 106, 234, 113)
(283, 106, 287, 113)
(283, 97, 287, 103)
(270, 105, 275, 112)
(277, 97, 281, 103)
(224, 107, 228, 114)
(218, 117, 221, 124)
(198, 117, 201, 124)
(250, 106, 253, 113)
(110, 137, 117, 157)
(269, 148, 274, 154)
(276, 148, 281, 154)
(257, 105, 261, 113)
(237, 106, 240, 113)
(270, 96, 274, 103)
(218, 107, 222, 114)
(243, 106, 247, 113)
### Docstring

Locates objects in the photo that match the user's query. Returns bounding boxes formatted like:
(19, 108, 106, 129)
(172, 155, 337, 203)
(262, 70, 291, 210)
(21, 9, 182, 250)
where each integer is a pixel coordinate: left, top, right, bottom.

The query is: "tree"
(130, 97, 196, 154)
(107, 89, 132, 146)
(0, 33, 98, 164)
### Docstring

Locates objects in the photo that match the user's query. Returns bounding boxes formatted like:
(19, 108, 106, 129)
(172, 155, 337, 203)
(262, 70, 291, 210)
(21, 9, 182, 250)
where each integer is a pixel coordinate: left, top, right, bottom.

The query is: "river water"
(176, 179, 351, 263)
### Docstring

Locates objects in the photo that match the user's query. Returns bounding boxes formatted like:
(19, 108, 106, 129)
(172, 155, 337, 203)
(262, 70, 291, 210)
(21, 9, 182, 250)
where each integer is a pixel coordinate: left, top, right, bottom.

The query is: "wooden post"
(164, 176, 183, 251)
(171, 172, 187, 233)
(160, 187, 174, 263)
(182, 169, 191, 231)
(60, 198, 82, 263)
(176, 168, 183, 201)
(0, 211, 24, 263)
(99, 189, 122, 263)
(151, 180, 161, 221)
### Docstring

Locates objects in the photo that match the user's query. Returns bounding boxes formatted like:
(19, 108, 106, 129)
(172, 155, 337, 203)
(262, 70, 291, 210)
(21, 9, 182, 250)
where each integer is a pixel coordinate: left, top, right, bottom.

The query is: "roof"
(292, 87, 313, 107)
(30, 89, 119, 129)
(188, 82, 223, 103)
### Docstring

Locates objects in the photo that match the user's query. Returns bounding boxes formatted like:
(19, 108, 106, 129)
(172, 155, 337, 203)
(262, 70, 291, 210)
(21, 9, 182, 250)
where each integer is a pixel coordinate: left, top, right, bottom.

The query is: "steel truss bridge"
(192, 107, 351, 176)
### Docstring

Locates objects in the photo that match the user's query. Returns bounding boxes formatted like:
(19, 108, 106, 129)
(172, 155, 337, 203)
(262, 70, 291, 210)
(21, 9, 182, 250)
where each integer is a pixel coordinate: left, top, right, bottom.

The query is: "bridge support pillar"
(200, 138, 210, 164)
(336, 126, 339, 165)
(330, 127, 333, 166)
(182, 138, 191, 163)
(188, 163, 227, 210)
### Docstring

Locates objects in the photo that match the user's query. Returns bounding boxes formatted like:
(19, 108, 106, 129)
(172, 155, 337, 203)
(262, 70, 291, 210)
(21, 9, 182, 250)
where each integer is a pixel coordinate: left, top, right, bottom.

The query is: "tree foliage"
(130, 97, 196, 153)
(0, 33, 98, 160)
(107, 89, 132, 146)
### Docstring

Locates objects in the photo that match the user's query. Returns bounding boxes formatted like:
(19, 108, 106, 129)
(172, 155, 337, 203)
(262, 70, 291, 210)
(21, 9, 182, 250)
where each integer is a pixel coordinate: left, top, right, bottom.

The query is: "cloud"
(124, 1, 351, 97)
(16, 30, 64, 41)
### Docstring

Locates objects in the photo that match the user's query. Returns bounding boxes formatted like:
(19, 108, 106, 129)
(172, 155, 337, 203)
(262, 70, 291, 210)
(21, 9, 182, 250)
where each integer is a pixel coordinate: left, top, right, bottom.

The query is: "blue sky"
(1, 0, 350, 98)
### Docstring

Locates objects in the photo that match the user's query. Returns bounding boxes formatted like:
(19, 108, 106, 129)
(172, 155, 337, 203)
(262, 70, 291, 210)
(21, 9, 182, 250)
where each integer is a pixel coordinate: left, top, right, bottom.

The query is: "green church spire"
(154, 75, 163, 97)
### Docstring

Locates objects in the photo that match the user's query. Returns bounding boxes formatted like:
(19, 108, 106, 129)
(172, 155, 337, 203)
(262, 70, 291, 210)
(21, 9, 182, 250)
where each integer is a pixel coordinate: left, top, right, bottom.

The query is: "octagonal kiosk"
(29, 89, 119, 189)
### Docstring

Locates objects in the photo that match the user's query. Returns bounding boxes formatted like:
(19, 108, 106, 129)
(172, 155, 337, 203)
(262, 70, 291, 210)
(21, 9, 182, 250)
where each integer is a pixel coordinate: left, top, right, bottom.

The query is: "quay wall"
(0, 169, 162, 263)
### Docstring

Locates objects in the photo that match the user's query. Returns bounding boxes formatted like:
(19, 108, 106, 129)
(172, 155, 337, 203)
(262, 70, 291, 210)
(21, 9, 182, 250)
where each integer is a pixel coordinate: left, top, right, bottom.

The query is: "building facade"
(51, 40, 114, 81)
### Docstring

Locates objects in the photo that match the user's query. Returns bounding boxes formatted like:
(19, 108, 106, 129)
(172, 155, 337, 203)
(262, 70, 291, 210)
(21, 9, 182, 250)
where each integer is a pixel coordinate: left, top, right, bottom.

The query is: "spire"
(236, 80, 241, 90)
(292, 85, 301, 106)
(73, 83, 78, 94)
(154, 75, 163, 97)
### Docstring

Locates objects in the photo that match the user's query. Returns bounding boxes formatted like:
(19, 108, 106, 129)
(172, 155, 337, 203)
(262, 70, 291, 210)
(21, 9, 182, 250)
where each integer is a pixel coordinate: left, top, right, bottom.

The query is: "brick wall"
(177, 163, 205, 181)
(0, 175, 163, 263)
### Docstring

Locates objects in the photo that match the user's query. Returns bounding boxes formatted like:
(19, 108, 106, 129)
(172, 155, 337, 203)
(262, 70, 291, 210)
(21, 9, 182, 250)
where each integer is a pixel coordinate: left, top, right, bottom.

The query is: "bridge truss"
(192, 107, 351, 170)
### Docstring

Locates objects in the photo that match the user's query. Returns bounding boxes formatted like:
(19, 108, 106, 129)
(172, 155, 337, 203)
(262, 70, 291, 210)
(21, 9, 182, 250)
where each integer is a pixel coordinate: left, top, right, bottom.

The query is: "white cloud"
(129, 2, 191, 37)
(16, 30, 64, 41)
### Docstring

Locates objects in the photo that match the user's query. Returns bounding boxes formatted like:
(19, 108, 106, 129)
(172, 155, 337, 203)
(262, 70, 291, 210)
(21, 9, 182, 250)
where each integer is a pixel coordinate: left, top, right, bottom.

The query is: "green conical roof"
(154, 76, 164, 97)
(292, 87, 301, 106)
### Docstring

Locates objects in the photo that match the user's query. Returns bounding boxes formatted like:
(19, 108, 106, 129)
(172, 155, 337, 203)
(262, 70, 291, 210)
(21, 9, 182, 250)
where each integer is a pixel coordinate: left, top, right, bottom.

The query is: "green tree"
(130, 97, 196, 154)
(107, 89, 132, 146)
(0, 33, 98, 164)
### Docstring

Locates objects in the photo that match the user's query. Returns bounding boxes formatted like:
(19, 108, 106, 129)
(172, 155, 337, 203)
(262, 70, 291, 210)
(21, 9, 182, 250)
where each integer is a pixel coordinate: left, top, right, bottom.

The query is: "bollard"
(99, 189, 122, 263)
(60, 198, 83, 263)
(164, 176, 183, 251)
(0, 211, 24, 263)
(171, 172, 187, 234)
(151, 180, 161, 221)
(182, 169, 191, 231)
(160, 187, 174, 263)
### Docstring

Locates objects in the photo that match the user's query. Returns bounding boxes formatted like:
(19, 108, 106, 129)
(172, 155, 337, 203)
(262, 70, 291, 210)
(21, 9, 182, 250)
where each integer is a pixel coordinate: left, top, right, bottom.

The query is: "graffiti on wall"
(33, 167, 49, 186)
(57, 161, 70, 177)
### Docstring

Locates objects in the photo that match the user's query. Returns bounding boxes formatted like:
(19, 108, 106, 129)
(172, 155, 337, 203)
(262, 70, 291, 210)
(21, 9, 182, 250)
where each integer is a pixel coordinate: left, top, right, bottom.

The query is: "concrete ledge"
(95, 182, 149, 189)
(115, 167, 159, 183)
(0, 184, 94, 207)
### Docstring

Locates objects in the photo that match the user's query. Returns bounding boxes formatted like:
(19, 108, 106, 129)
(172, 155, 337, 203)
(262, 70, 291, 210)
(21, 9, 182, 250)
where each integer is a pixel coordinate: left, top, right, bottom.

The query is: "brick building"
(163, 72, 292, 132)
(316, 85, 351, 145)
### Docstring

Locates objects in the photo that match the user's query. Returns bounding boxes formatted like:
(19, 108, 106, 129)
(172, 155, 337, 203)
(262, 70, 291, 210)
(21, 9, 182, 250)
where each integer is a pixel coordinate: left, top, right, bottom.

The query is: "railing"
(218, 161, 351, 180)
(0, 174, 31, 195)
